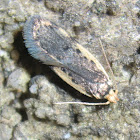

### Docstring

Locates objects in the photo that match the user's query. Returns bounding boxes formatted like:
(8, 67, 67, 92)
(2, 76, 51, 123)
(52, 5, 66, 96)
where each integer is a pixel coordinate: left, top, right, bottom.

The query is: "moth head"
(105, 89, 119, 103)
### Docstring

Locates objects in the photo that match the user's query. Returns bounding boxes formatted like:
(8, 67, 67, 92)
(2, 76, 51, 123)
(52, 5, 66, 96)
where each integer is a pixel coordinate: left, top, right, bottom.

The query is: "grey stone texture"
(0, 0, 139, 140)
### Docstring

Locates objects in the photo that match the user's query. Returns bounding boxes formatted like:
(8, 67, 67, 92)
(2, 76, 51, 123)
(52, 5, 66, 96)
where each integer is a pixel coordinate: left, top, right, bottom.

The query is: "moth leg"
(54, 101, 110, 106)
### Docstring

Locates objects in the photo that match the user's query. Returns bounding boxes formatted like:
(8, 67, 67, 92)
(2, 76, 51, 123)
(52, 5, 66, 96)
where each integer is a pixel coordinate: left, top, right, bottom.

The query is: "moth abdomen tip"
(105, 89, 119, 103)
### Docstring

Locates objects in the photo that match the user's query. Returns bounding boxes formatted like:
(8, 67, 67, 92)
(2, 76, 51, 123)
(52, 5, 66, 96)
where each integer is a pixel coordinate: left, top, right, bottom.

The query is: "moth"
(23, 15, 119, 105)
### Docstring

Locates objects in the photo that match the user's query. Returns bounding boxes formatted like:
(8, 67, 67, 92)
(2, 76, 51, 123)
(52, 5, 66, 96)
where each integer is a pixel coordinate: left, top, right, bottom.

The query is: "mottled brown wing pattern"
(24, 15, 119, 103)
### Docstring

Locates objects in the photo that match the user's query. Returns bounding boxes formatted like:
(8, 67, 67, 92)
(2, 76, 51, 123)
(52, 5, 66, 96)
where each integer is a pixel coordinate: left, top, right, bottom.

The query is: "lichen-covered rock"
(0, 0, 139, 139)
(0, 106, 21, 127)
(13, 121, 70, 140)
(7, 68, 30, 92)
(0, 91, 15, 107)
(0, 106, 21, 140)
(0, 123, 12, 140)
(24, 75, 71, 126)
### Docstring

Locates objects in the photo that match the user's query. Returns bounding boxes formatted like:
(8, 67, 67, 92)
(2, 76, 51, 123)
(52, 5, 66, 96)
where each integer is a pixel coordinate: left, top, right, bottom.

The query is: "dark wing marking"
(24, 15, 108, 84)
(23, 15, 64, 67)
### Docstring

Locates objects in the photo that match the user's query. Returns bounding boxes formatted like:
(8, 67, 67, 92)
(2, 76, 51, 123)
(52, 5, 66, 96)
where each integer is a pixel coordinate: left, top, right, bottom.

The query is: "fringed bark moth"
(23, 15, 119, 105)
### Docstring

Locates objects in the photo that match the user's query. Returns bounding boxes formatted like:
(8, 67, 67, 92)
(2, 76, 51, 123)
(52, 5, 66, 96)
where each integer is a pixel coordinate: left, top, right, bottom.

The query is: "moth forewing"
(23, 15, 119, 105)
(75, 43, 110, 82)
(52, 66, 92, 98)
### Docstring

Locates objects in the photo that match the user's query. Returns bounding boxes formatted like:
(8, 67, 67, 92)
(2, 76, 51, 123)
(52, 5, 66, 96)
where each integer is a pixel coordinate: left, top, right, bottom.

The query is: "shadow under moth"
(23, 15, 119, 105)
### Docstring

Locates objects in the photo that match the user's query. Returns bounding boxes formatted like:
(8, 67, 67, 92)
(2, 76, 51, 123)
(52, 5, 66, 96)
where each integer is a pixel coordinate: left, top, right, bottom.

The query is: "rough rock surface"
(0, 0, 139, 140)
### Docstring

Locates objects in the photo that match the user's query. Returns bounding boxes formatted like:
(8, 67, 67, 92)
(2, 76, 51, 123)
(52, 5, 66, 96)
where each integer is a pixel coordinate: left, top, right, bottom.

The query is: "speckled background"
(0, 0, 139, 140)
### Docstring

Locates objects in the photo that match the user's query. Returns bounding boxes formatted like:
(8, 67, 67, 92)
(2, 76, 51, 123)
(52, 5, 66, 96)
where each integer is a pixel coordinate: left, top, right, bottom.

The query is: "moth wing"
(52, 66, 91, 97)
(61, 41, 110, 83)
(62, 53, 108, 83)
(23, 16, 64, 67)
(24, 39, 64, 67)
(63, 63, 97, 83)
(42, 53, 64, 67)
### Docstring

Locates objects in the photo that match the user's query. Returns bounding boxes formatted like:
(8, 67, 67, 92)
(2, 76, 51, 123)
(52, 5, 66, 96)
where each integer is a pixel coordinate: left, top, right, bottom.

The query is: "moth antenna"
(55, 101, 110, 106)
(98, 39, 117, 90)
